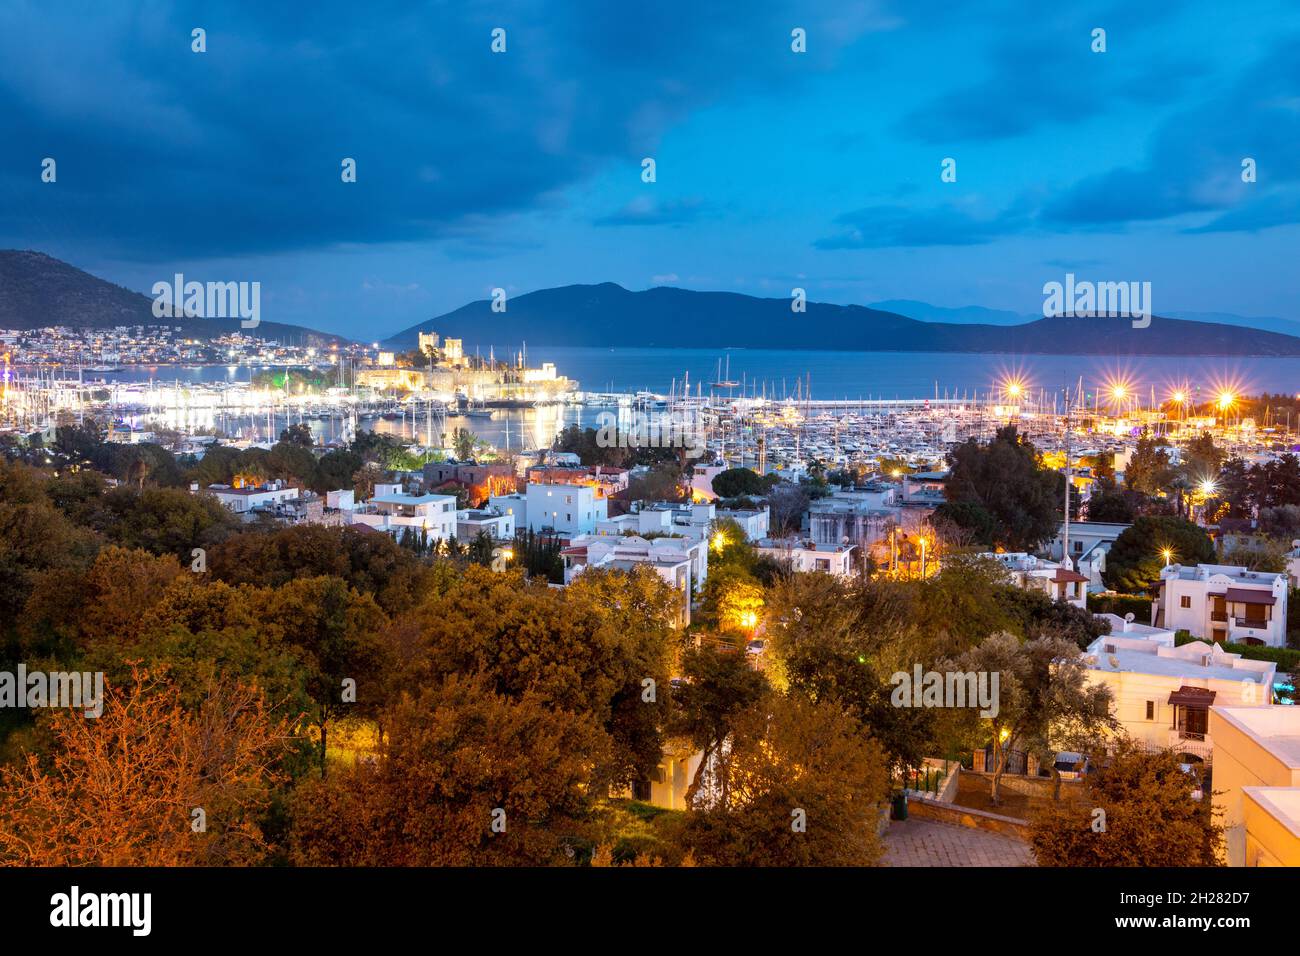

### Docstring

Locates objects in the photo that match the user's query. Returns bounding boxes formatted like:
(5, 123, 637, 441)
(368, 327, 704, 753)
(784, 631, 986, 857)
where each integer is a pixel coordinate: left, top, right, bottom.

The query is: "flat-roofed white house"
(207, 480, 300, 514)
(1210, 706, 1300, 866)
(1153, 564, 1289, 646)
(754, 537, 855, 576)
(456, 508, 514, 541)
(524, 481, 607, 535)
(1083, 634, 1275, 765)
(981, 552, 1089, 608)
(560, 533, 704, 626)
(351, 491, 458, 541)
(488, 492, 527, 532)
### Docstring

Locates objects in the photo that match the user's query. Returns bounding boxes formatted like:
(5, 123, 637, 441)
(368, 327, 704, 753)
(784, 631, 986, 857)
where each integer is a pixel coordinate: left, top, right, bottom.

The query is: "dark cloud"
(0, 1, 886, 261)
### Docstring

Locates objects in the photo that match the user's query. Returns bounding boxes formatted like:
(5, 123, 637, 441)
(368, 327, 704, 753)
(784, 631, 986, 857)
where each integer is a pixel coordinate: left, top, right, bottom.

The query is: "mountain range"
(5, 252, 1300, 357)
(0, 251, 346, 346)
(385, 282, 1300, 356)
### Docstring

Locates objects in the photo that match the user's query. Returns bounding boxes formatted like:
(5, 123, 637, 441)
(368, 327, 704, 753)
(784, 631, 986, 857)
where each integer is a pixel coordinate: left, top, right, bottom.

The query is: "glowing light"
(1201, 479, 1217, 496)
(711, 531, 729, 553)
(501, 548, 514, 561)
(1170, 390, 1186, 404)
(1161, 547, 1174, 566)
(1217, 391, 1236, 411)
(1006, 380, 1023, 399)
(740, 611, 759, 630)
(1111, 384, 1127, 400)
(891, 469, 903, 478)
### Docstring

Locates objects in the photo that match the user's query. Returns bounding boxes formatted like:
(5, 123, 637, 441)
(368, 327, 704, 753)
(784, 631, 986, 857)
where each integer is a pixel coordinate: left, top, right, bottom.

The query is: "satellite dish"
(1124, 612, 1135, 623)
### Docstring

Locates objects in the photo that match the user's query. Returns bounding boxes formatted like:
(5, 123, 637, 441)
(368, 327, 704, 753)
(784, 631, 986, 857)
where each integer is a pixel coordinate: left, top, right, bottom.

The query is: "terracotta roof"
(1168, 685, 1217, 707)
(1225, 587, 1276, 606)
(1052, 568, 1090, 584)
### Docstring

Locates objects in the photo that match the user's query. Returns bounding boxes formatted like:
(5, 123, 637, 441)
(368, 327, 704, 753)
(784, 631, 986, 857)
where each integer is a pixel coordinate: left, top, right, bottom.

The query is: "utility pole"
(1062, 386, 1071, 567)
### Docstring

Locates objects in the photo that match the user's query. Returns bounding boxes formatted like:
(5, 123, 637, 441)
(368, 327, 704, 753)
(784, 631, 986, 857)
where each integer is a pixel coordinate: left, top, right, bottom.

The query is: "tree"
(1029, 743, 1221, 866)
(710, 467, 776, 499)
(279, 422, 315, 447)
(766, 482, 810, 536)
(936, 426, 1063, 551)
(452, 427, 482, 462)
(0, 670, 295, 866)
(1103, 515, 1215, 593)
(672, 645, 770, 806)
(624, 462, 686, 503)
(258, 576, 389, 775)
(949, 633, 1114, 805)
(1125, 436, 1175, 497)
(1180, 432, 1225, 484)
(288, 674, 605, 866)
(409, 565, 674, 789)
(680, 693, 889, 866)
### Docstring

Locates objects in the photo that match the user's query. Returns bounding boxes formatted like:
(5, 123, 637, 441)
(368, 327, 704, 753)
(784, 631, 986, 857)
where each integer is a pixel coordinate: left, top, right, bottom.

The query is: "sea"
(104, 348, 1300, 399)
(95, 348, 1300, 449)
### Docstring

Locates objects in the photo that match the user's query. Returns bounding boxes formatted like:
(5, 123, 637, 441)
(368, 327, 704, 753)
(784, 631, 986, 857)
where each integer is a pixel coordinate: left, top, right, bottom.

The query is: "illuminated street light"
(1201, 479, 1217, 496)
(1217, 391, 1236, 411)
(1170, 390, 1186, 404)
(1161, 547, 1174, 566)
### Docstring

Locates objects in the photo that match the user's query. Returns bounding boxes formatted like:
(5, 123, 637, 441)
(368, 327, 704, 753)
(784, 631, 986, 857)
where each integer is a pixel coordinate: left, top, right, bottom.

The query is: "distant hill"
(1165, 310, 1300, 338)
(384, 283, 1300, 356)
(0, 250, 347, 345)
(870, 299, 1034, 326)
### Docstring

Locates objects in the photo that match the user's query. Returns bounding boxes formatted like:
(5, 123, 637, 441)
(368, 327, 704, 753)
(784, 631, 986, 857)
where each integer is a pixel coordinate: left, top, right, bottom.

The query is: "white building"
(488, 492, 527, 532)
(456, 508, 515, 541)
(754, 537, 855, 576)
(1154, 564, 1289, 646)
(1046, 520, 1130, 591)
(1083, 633, 1275, 765)
(561, 533, 705, 626)
(207, 480, 300, 514)
(523, 482, 608, 536)
(981, 552, 1089, 608)
(1210, 706, 1300, 866)
(716, 505, 770, 541)
(351, 491, 458, 541)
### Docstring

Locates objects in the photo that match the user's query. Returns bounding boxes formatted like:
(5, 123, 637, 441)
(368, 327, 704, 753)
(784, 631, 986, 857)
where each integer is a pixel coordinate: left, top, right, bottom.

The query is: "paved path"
(882, 818, 1035, 867)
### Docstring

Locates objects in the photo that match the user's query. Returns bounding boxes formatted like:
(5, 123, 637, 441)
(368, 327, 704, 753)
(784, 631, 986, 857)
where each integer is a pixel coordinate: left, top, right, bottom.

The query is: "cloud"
(594, 197, 708, 227)
(1041, 36, 1300, 229)
(0, 0, 888, 261)
(815, 200, 1032, 249)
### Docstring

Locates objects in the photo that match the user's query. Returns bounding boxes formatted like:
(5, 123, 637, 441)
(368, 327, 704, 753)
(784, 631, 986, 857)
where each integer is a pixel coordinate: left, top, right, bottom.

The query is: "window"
(1180, 595, 1191, 608)
(1073, 540, 1083, 553)
(1145, 700, 1155, 721)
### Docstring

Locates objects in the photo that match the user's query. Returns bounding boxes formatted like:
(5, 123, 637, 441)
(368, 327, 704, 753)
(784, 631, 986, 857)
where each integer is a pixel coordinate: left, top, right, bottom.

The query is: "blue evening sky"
(1, 0, 1297, 338)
